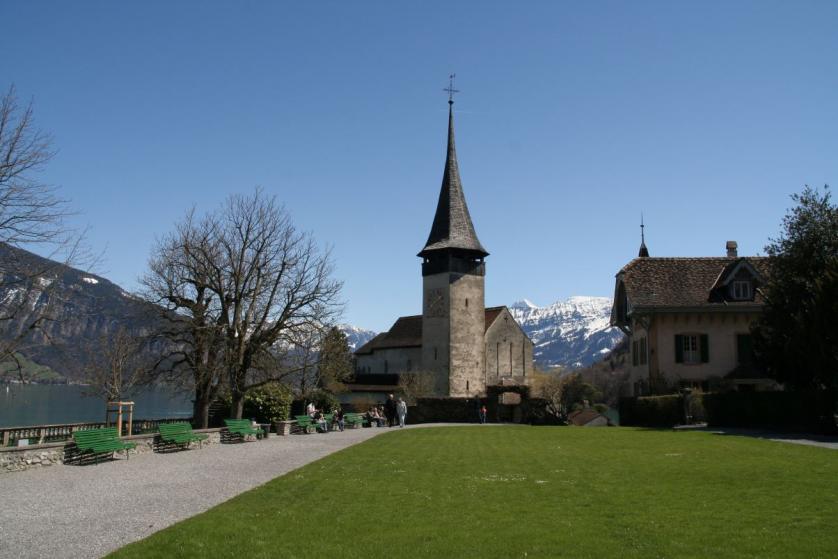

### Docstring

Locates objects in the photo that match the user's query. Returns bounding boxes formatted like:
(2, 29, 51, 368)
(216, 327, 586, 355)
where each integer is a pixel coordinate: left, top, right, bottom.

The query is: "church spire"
(638, 213, 650, 258)
(418, 78, 488, 258)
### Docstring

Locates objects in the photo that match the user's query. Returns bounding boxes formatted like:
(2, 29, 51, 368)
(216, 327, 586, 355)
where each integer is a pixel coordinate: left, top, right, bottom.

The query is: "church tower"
(418, 91, 488, 397)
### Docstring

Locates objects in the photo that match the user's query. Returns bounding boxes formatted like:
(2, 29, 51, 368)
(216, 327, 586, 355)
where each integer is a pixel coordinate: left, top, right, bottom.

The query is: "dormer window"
(732, 280, 752, 300)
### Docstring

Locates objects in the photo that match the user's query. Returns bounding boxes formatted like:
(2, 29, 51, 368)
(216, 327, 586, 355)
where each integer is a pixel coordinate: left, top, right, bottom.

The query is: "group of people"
(365, 393, 408, 428)
(304, 393, 407, 432)
(305, 401, 345, 432)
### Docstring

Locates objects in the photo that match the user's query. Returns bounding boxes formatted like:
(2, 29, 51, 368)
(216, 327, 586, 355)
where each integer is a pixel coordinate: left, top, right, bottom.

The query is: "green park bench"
(322, 413, 334, 431)
(295, 415, 318, 434)
(158, 422, 208, 450)
(71, 426, 137, 464)
(224, 419, 262, 442)
(344, 413, 365, 429)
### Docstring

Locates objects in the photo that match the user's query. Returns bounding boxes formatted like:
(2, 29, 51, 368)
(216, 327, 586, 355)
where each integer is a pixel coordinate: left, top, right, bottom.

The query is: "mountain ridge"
(0, 243, 623, 379)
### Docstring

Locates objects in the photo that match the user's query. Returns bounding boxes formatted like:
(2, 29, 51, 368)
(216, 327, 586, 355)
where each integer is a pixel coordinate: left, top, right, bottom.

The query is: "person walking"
(479, 404, 487, 424)
(333, 408, 345, 432)
(396, 397, 407, 428)
(384, 393, 397, 428)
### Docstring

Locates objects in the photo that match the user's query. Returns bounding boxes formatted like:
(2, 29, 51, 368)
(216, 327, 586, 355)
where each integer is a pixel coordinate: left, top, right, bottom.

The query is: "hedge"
(619, 395, 684, 427)
(703, 390, 837, 434)
(619, 390, 837, 433)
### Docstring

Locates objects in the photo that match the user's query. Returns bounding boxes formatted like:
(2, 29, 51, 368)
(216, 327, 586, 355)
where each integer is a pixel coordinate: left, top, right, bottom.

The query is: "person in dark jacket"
(384, 394, 397, 428)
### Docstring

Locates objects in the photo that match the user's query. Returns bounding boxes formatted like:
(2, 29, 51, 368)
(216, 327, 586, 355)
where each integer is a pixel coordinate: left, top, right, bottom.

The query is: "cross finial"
(444, 73, 460, 105)
(641, 212, 645, 243)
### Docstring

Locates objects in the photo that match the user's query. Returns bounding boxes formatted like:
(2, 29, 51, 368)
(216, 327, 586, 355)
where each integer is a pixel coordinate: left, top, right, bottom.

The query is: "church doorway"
(497, 391, 522, 423)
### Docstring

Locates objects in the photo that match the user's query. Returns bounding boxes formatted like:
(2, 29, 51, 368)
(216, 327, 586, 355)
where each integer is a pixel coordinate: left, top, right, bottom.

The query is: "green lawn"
(110, 426, 838, 559)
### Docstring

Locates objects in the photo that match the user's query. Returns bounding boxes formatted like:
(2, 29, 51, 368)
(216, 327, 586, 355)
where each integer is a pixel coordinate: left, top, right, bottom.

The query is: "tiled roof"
(617, 257, 769, 309)
(567, 409, 607, 426)
(354, 316, 422, 354)
(355, 306, 507, 355)
(418, 104, 488, 258)
(484, 306, 505, 331)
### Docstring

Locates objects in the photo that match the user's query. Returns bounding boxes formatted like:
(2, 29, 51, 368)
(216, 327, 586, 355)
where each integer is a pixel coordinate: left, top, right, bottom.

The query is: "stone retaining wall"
(1, 428, 224, 474)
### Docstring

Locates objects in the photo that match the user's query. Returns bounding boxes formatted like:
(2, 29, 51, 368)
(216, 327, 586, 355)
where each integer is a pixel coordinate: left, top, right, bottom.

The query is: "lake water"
(0, 384, 193, 427)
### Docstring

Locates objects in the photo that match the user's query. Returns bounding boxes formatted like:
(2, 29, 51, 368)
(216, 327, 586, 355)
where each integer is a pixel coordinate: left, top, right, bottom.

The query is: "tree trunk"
(192, 398, 211, 429)
(231, 391, 245, 419)
(192, 384, 212, 429)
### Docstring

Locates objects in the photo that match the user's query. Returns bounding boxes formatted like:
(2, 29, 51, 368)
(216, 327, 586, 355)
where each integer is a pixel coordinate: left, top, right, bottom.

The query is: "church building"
(353, 94, 534, 398)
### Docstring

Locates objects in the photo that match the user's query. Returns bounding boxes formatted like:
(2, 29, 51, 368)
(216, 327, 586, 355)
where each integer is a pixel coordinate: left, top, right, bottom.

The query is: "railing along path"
(0, 417, 193, 447)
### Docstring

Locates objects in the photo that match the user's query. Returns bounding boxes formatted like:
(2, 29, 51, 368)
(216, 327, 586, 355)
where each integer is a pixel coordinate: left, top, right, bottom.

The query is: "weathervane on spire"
(638, 212, 650, 258)
(444, 73, 460, 105)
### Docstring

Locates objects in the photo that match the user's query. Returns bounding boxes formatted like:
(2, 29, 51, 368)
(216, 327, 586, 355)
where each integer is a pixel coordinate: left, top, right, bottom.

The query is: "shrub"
(619, 395, 684, 427)
(242, 382, 293, 424)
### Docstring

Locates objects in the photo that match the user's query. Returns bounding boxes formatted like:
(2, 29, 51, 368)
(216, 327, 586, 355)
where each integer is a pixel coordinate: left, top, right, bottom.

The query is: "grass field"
(110, 426, 837, 559)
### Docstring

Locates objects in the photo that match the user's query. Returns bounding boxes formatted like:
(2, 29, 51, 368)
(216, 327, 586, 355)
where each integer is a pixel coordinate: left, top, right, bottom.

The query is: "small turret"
(638, 214, 650, 258)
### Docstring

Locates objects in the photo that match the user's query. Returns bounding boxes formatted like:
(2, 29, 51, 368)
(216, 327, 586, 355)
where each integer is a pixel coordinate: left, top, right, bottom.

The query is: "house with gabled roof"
(351, 94, 534, 400)
(611, 236, 778, 395)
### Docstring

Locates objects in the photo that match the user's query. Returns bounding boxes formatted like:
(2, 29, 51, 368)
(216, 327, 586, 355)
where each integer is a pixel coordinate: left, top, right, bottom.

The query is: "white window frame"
(682, 334, 700, 364)
(732, 280, 752, 300)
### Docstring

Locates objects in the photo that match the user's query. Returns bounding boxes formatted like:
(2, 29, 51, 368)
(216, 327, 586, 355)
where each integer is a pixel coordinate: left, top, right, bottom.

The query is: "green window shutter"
(700, 334, 709, 363)
(675, 335, 683, 363)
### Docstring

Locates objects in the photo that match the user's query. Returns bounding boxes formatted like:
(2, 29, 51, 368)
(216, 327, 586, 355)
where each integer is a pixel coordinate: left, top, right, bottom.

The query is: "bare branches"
(141, 188, 343, 423)
(0, 85, 72, 249)
(83, 328, 149, 401)
(0, 87, 90, 377)
(206, 189, 343, 416)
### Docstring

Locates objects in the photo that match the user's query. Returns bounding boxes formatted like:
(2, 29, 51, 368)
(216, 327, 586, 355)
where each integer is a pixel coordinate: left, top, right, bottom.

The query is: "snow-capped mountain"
(339, 324, 377, 351)
(508, 296, 625, 370)
(341, 296, 624, 371)
(0, 242, 160, 381)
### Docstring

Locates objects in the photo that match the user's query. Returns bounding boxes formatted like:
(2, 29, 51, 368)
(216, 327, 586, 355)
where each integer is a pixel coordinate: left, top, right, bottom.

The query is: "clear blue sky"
(3, 1, 837, 332)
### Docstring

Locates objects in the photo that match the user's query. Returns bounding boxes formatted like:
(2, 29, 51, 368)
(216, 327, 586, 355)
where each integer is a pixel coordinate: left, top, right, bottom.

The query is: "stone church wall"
(355, 347, 422, 377)
(485, 308, 534, 381)
(448, 273, 486, 397)
(422, 272, 451, 395)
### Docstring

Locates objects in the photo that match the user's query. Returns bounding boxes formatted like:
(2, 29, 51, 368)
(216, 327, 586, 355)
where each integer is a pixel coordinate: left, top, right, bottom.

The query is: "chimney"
(726, 241, 738, 258)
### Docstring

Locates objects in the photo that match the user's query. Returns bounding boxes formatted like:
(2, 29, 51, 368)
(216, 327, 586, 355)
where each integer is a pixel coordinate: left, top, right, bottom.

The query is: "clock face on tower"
(425, 288, 446, 317)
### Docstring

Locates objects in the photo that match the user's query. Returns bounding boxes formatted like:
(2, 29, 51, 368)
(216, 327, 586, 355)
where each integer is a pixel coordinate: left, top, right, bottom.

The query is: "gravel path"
(0, 426, 413, 559)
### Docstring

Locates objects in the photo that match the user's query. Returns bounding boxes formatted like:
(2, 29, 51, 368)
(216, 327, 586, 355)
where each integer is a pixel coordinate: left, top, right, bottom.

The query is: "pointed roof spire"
(418, 79, 488, 258)
(638, 213, 650, 258)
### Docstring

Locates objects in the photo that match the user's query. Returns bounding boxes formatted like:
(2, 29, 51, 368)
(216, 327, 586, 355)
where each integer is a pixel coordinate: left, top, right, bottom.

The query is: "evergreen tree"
(753, 185, 838, 389)
(316, 327, 353, 392)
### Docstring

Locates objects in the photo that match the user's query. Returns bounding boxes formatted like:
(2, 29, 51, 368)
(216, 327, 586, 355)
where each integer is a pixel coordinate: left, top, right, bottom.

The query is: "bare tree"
(283, 325, 326, 396)
(0, 86, 87, 378)
(141, 211, 227, 428)
(83, 327, 148, 401)
(142, 190, 343, 421)
(398, 371, 435, 405)
(208, 190, 343, 417)
(532, 371, 565, 418)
